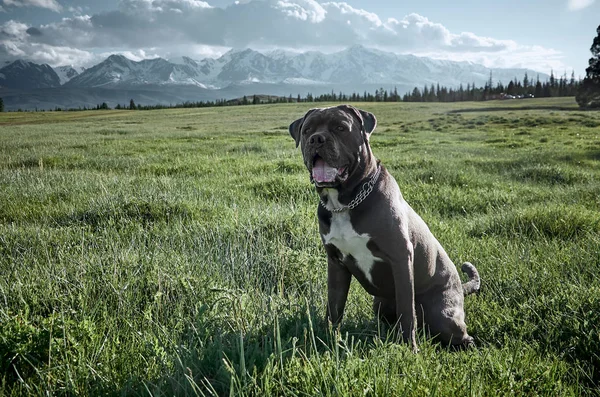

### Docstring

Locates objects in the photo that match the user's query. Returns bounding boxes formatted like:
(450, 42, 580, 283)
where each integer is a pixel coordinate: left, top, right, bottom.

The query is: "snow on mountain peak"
(59, 46, 547, 91)
(54, 65, 81, 85)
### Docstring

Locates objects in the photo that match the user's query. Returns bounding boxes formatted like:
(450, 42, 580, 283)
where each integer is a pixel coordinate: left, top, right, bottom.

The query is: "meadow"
(0, 97, 599, 396)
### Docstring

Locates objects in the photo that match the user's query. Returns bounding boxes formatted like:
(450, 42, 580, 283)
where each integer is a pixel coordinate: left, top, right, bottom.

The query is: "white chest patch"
(323, 209, 383, 284)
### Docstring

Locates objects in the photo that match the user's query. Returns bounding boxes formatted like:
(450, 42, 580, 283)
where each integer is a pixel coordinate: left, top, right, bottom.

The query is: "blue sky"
(0, 0, 598, 76)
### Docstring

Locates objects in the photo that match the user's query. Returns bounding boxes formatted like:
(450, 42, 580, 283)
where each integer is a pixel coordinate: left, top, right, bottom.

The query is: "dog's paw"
(452, 336, 476, 351)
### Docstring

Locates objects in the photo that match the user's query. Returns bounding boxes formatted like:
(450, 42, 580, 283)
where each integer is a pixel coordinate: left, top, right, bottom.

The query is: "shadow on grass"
(140, 303, 494, 395)
(137, 302, 384, 396)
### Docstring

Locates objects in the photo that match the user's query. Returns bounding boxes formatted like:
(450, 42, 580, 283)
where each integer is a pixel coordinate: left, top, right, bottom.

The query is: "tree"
(411, 87, 422, 101)
(0, 97, 4, 112)
(129, 99, 136, 110)
(576, 24, 600, 108)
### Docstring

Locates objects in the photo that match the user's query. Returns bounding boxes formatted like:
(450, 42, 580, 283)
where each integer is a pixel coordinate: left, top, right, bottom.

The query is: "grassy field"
(0, 97, 599, 396)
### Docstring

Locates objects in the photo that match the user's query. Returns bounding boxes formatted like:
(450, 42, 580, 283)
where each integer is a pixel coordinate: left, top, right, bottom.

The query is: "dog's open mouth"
(311, 155, 347, 186)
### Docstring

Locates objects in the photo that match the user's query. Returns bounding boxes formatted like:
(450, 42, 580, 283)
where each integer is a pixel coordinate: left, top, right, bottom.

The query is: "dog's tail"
(461, 262, 481, 296)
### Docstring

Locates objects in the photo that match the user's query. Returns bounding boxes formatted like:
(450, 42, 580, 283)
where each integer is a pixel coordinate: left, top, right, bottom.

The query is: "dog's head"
(289, 105, 377, 188)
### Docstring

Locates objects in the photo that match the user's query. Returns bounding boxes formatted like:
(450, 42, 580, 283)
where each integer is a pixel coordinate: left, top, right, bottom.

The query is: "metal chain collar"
(320, 165, 381, 213)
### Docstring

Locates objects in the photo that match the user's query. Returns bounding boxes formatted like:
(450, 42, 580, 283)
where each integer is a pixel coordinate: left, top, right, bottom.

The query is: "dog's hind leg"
(417, 285, 474, 348)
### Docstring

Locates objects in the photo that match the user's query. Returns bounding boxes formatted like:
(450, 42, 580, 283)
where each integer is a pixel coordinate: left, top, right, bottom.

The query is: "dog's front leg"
(326, 254, 352, 326)
(392, 237, 418, 352)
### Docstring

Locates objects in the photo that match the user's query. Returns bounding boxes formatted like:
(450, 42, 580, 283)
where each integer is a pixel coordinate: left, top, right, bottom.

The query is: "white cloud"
(0, 20, 96, 66)
(0, 20, 29, 41)
(567, 0, 595, 10)
(0, 0, 567, 73)
(2, 0, 62, 12)
(275, 0, 326, 23)
(415, 46, 567, 78)
(68, 6, 83, 14)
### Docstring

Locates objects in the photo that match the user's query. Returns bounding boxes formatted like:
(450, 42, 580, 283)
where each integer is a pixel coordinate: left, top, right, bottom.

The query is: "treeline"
(2, 70, 581, 112)
(400, 70, 580, 102)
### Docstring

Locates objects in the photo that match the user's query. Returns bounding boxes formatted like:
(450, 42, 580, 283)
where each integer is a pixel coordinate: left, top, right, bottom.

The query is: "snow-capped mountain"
(0, 46, 550, 110)
(215, 48, 301, 84)
(0, 60, 61, 89)
(65, 54, 214, 88)
(54, 65, 84, 85)
(63, 46, 545, 91)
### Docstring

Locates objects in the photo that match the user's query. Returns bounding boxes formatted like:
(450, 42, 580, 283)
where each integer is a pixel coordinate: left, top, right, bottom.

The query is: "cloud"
(29, 2, 517, 52)
(0, 19, 96, 66)
(0, 0, 567, 73)
(0, 20, 29, 41)
(2, 0, 62, 12)
(68, 6, 84, 14)
(416, 46, 567, 78)
(567, 0, 595, 10)
(275, 0, 326, 23)
(26, 27, 42, 36)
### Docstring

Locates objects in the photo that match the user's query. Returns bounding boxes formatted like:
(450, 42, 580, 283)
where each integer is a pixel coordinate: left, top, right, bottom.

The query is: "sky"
(0, 0, 598, 76)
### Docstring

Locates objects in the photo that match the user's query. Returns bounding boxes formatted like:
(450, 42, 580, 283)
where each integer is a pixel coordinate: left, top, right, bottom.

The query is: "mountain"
(0, 46, 550, 110)
(65, 54, 211, 88)
(215, 48, 301, 84)
(0, 60, 61, 89)
(54, 65, 83, 85)
(64, 46, 545, 91)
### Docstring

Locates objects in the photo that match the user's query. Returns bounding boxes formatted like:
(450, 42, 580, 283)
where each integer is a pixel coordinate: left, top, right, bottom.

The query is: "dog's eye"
(336, 126, 345, 132)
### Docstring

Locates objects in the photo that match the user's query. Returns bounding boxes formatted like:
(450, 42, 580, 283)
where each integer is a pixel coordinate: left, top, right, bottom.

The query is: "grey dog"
(289, 105, 480, 350)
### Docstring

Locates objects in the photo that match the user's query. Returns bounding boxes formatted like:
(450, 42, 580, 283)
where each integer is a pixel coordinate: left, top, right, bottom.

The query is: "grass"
(0, 97, 599, 395)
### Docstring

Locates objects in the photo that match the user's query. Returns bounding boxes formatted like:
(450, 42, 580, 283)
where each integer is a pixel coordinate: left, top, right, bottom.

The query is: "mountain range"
(0, 45, 548, 110)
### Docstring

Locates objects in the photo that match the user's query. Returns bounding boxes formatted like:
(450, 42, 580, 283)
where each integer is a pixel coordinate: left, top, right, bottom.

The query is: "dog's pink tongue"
(312, 158, 338, 183)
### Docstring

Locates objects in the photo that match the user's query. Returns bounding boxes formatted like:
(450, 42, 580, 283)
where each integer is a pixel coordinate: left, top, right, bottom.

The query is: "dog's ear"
(339, 105, 377, 141)
(358, 109, 377, 137)
(289, 109, 317, 148)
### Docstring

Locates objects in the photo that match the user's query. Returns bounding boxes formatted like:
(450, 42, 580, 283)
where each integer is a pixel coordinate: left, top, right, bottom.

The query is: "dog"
(289, 105, 480, 351)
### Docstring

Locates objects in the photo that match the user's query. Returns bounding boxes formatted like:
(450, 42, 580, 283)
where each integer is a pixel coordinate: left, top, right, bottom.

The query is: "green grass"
(0, 97, 599, 395)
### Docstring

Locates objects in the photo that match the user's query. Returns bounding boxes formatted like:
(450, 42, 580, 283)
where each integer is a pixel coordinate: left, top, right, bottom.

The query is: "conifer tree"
(576, 24, 600, 108)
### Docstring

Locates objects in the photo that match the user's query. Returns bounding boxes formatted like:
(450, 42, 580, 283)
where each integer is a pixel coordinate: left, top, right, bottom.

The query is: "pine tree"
(129, 99, 136, 110)
(0, 97, 4, 112)
(411, 87, 422, 102)
(507, 80, 515, 96)
(576, 24, 600, 108)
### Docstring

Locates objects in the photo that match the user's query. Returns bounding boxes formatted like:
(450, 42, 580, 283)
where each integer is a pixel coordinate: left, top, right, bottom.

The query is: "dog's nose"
(309, 133, 326, 146)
